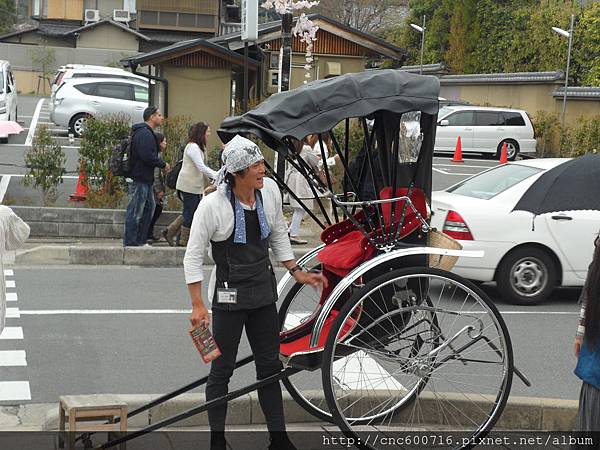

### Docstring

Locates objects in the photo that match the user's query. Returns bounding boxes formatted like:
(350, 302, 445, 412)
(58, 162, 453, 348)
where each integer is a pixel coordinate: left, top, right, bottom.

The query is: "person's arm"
(575, 274, 589, 358)
(187, 144, 219, 179)
(184, 199, 216, 327)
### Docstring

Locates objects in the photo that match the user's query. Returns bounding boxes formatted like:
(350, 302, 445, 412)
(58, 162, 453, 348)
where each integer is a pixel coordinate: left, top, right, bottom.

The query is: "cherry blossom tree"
(262, 0, 320, 83)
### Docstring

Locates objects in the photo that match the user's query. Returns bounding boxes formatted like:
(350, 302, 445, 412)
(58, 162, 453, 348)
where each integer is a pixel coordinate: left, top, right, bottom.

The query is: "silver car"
(50, 78, 149, 137)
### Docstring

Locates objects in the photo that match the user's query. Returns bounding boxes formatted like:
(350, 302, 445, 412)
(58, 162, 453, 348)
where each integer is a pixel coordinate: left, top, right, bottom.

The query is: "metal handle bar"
(329, 193, 431, 231)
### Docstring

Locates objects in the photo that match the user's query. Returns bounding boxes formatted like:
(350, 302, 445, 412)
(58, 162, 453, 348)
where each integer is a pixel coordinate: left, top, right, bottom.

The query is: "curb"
(0, 393, 578, 432)
(14, 246, 313, 267)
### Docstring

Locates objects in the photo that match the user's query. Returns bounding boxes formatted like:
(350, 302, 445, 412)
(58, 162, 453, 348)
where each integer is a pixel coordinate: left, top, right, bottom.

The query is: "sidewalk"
(13, 236, 321, 267)
(0, 391, 579, 432)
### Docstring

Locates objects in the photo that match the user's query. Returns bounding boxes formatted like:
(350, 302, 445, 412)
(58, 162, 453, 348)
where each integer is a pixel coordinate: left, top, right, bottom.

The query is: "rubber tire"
(322, 267, 513, 450)
(278, 280, 335, 423)
(498, 139, 519, 161)
(497, 247, 557, 306)
(69, 113, 90, 138)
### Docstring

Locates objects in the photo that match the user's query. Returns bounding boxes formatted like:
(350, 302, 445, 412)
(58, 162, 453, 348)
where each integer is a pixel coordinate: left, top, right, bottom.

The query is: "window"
(503, 112, 526, 126)
(446, 111, 474, 127)
(95, 83, 132, 100)
(159, 12, 177, 26)
(475, 111, 503, 126)
(447, 164, 542, 200)
(74, 83, 97, 95)
(134, 85, 148, 103)
(0, 72, 4, 93)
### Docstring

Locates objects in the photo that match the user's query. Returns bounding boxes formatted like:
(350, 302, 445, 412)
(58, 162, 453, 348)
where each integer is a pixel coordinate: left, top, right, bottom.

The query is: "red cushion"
(317, 230, 376, 276)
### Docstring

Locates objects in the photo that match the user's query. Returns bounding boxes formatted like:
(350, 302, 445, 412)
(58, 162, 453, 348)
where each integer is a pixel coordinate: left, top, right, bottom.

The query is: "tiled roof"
(552, 87, 600, 99)
(399, 63, 447, 74)
(440, 71, 565, 84)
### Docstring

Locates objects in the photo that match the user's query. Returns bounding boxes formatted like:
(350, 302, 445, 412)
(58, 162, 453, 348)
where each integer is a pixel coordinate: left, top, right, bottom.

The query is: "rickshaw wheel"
(322, 267, 513, 450)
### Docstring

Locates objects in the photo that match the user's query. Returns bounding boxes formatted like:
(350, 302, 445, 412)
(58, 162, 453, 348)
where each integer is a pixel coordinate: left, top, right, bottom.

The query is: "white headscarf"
(214, 135, 264, 192)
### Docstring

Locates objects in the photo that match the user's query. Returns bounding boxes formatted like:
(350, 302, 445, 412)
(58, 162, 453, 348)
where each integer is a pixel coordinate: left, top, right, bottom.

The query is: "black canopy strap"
(317, 133, 339, 223)
(284, 142, 333, 227)
(374, 111, 391, 186)
(263, 159, 326, 230)
(361, 117, 385, 245)
(343, 119, 350, 219)
(389, 120, 401, 241)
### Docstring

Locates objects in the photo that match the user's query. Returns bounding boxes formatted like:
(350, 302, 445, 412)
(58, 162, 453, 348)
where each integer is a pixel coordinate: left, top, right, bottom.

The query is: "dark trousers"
(147, 203, 163, 239)
(181, 191, 201, 228)
(206, 303, 285, 432)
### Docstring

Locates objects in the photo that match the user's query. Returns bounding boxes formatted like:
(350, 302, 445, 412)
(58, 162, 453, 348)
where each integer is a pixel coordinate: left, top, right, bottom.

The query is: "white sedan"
(431, 158, 599, 305)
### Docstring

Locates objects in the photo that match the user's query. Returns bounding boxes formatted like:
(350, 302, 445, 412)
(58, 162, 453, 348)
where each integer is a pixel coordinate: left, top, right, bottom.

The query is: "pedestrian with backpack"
(123, 106, 170, 247)
(175, 122, 218, 246)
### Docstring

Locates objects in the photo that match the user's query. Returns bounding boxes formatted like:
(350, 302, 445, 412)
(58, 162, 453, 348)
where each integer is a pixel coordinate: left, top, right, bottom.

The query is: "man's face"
(150, 109, 164, 127)
(236, 160, 266, 191)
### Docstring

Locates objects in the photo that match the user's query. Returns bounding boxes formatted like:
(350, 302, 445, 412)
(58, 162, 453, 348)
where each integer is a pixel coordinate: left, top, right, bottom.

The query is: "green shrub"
(532, 111, 560, 157)
(563, 116, 600, 158)
(23, 124, 66, 206)
(161, 115, 192, 166)
(79, 114, 130, 207)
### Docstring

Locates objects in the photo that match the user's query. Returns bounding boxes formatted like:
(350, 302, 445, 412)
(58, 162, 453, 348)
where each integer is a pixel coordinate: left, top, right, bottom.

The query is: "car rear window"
(446, 164, 543, 200)
(503, 112, 526, 126)
(74, 83, 97, 95)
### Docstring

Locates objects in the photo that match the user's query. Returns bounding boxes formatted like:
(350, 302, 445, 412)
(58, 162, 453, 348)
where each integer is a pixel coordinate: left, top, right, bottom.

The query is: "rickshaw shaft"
(99, 366, 301, 449)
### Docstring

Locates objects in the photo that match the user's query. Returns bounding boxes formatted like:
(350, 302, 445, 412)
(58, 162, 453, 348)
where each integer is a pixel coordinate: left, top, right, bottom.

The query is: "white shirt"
(183, 177, 294, 289)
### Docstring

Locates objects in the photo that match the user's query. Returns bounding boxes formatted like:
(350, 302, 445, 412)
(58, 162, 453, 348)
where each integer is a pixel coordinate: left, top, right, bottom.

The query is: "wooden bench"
(59, 395, 127, 449)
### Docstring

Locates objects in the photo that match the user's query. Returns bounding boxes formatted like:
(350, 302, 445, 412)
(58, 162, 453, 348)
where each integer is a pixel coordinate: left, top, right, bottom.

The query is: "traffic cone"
(499, 142, 508, 164)
(451, 136, 464, 163)
(69, 169, 88, 202)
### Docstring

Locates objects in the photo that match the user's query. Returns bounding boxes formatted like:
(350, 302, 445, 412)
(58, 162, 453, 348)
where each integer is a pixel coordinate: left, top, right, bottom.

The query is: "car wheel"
(497, 247, 557, 305)
(69, 113, 90, 138)
(498, 139, 519, 161)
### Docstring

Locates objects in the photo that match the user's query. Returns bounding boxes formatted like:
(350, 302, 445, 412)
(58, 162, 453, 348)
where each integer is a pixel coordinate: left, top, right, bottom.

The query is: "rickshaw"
(98, 69, 529, 450)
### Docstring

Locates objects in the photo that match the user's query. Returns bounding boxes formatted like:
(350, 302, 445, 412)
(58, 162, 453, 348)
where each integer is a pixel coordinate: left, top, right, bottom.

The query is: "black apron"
(210, 190, 277, 311)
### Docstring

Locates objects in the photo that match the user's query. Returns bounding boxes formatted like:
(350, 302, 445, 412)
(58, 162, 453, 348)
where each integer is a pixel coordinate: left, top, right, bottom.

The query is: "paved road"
(0, 266, 582, 405)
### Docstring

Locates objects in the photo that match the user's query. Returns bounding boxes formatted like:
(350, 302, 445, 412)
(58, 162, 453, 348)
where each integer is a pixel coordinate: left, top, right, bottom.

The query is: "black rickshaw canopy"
(218, 69, 440, 150)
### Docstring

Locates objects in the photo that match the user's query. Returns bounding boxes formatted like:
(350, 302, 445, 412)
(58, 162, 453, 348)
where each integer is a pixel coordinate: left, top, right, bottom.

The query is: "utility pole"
(276, 12, 293, 179)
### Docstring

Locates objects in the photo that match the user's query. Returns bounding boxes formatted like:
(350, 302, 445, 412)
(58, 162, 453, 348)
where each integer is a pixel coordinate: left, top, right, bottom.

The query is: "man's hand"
(293, 270, 329, 290)
(157, 191, 165, 201)
(164, 163, 171, 173)
(575, 337, 583, 358)
(190, 303, 210, 328)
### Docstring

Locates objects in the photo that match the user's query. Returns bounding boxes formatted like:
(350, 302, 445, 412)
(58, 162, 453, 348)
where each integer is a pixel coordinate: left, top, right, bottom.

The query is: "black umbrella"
(512, 153, 600, 215)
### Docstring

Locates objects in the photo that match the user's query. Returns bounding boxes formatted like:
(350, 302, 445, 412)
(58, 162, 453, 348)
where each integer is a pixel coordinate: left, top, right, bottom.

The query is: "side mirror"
(439, 119, 449, 126)
(6, 85, 11, 94)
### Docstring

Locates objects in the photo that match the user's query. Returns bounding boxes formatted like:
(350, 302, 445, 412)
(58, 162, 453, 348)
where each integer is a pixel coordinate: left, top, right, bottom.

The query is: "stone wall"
(12, 206, 180, 239)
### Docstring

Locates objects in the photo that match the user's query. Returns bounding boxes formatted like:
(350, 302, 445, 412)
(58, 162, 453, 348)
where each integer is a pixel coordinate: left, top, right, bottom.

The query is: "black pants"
(206, 303, 285, 432)
(147, 203, 163, 239)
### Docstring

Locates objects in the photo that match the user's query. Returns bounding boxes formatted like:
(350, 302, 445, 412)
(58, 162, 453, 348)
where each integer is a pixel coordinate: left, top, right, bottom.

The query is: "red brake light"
(443, 210, 473, 240)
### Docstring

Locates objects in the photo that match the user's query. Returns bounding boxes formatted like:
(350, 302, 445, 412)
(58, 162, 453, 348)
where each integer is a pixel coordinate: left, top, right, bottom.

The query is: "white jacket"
(0, 207, 30, 335)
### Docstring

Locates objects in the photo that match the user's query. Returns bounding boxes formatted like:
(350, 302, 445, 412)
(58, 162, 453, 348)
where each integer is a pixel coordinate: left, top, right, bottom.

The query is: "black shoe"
(146, 235, 159, 243)
(268, 432, 298, 450)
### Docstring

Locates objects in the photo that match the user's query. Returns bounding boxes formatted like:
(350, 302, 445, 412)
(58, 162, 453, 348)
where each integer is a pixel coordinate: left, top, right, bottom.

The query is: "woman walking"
(175, 122, 218, 246)
(573, 236, 600, 448)
(284, 138, 320, 245)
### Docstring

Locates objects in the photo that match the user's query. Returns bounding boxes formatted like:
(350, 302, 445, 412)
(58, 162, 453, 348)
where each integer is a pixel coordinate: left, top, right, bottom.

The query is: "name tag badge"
(217, 288, 238, 304)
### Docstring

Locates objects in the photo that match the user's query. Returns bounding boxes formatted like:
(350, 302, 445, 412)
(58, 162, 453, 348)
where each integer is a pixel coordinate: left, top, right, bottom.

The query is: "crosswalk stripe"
(0, 350, 27, 366)
(4, 270, 13, 276)
(0, 327, 23, 340)
(6, 292, 17, 302)
(5, 280, 15, 288)
(6, 308, 20, 318)
(0, 382, 31, 401)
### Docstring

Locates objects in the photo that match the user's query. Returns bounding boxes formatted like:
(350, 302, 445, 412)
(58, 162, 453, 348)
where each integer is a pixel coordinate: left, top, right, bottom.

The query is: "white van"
(0, 60, 18, 121)
(435, 105, 537, 160)
(51, 65, 146, 96)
